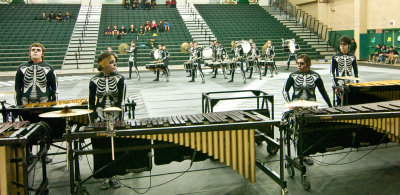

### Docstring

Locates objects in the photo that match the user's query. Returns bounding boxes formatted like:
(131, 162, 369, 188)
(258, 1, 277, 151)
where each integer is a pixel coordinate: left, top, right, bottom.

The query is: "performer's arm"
(316, 77, 333, 107)
(14, 67, 23, 106)
(331, 57, 338, 86)
(88, 79, 96, 122)
(352, 56, 359, 78)
(49, 68, 58, 101)
(283, 76, 294, 102)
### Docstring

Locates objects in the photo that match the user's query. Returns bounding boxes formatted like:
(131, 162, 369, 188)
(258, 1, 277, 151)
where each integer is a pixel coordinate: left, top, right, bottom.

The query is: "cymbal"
(39, 109, 93, 118)
(103, 107, 123, 112)
(52, 103, 81, 108)
(0, 91, 15, 97)
(284, 100, 322, 108)
(336, 76, 361, 81)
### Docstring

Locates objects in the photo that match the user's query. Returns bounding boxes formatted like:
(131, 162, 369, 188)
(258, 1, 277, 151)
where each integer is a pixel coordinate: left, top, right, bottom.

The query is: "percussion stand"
(105, 111, 117, 160)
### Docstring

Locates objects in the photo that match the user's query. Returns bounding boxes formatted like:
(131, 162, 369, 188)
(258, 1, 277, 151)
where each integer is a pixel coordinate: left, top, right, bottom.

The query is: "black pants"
(129, 60, 139, 79)
(286, 54, 297, 69)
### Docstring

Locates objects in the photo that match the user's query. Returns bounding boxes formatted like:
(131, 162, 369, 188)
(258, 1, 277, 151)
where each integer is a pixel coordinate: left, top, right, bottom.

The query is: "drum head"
(202, 47, 213, 59)
(153, 49, 160, 59)
(239, 41, 251, 54)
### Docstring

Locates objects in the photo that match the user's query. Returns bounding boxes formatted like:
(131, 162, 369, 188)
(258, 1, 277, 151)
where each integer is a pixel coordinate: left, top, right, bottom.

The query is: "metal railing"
(273, 0, 339, 52)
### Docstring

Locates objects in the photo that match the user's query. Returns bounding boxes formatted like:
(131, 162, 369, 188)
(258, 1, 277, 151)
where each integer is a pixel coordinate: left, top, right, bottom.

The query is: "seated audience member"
(120, 25, 127, 36)
(138, 25, 145, 35)
(125, 0, 130, 9)
(48, 11, 56, 21)
(144, 0, 151, 10)
(166, 0, 171, 7)
(150, 20, 158, 32)
(151, 0, 156, 8)
(171, 0, 176, 8)
(379, 44, 387, 63)
(64, 11, 71, 22)
(112, 25, 119, 36)
(164, 21, 170, 31)
(128, 24, 137, 33)
(56, 12, 64, 21)
(105, 26, 112, 35)
(144, 20, 151, 33)
(39, 12, 47, 20)
(132, 0, 138, 9)
(387, 46, 399, 64)
(157, 20, 164, 32)
(107, 47, 112, 52)
(369, 44, 380, 63)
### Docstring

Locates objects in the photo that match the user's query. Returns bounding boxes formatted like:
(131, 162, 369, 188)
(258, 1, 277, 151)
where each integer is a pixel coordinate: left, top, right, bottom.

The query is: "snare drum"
(146, 64, 156, 71)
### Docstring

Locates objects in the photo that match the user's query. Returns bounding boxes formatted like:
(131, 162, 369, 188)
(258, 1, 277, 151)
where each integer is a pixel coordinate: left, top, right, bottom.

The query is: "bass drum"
(239, 40, 251, 54)
(202, 47, 213, 59)
(152, 49, 160, 60)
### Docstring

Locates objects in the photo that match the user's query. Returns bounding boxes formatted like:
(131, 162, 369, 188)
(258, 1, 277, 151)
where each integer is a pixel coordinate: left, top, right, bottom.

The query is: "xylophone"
(342, 80, 400, 105)
(0, 121, 50, 195)
(68, 110, 285, 194)
(284, 100, 400, 190)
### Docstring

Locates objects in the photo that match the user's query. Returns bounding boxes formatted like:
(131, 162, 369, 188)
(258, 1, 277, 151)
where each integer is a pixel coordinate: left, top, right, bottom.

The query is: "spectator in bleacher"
(349, 38, 357, 54)
(119, 25, 127, 36)
(379, 44, 387, 63)
(56, 12, 64, 22)
(166, 0, 171, 7)
(132, 0, 138, 9)
(147, 37, 157, 49)
(112, 25, 119, 36)
(128, 24, 137, 33)
(171, 0, 177, 8)
(158, 20, 164, 32)
(105, 26, 112, 35)
(144, 0, 151, 10)
(151, 0, 157, 8)
(387, 46, 399, 64)
(39, 12, 47, 20)
(48, 11, 56, 21)
(64, 11, 71, 22)
(164, 21, 170, 31)
(144, 20, 151, 33)
(107, 47, 112, 52)
(150, 20, 158, 32)
(125, 0, 131, 9)
(369, 44, 380, 63)
(138, 25, 145, 35)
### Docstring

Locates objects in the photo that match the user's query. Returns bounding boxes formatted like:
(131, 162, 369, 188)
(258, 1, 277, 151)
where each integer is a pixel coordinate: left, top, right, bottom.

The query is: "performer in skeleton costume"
(210, 40, 217, 74)
(161, 44, 170, 76)
(15, 42, 57, 106)
(153, 44, 166, 81)
(185, 41, 195, 77)
(284, 54, 332, 107)
(285, 38, 300, 70)
(189, 42, 205, 83)
(89, 52, 151, 190)
(331, 36, 358, 106)
(229, 41, 246, 83)
(247, 43, 260, 79)
(128, 41, 140, 80)
(263, 40, 277, 77)
(211, 41, 227, 78)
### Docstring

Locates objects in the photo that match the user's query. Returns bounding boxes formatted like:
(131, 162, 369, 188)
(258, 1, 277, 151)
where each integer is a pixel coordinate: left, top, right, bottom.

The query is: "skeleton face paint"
(297, 59, 310, 73)
(29, 47, 43, 62)
(101, 56, 117, 74)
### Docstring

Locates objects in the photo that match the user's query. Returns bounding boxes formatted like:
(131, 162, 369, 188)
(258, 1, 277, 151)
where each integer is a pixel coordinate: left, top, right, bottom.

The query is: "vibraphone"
(284, 100, 400, 190)
(67, 110, 287, 194)
(341, 80, 400, 105)
(0, 121, 50, 195)
(3, 99, 89, 139)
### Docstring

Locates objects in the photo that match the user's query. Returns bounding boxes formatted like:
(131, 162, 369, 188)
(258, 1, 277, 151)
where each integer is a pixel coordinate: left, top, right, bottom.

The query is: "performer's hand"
(334, 88, 339, 95)
(158, 60, 161, 63)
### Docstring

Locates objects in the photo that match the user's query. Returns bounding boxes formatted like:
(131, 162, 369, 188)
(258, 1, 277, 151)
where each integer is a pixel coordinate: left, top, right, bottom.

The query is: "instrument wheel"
(266, 144, 278, 155)
(286, 162, 295, 178)
(301, 175, 311, 191)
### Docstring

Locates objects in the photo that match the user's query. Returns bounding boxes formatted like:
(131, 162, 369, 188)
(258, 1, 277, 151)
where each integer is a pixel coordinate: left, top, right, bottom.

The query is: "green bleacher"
(97, 5, 191, 67)
(195, 4, 324, 61)
(0, 4, 80, 71)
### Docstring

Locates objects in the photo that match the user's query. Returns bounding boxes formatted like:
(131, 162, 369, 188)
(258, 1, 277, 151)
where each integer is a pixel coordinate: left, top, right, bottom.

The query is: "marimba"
(0, 121, 50, 195)
(284, 100, 400, 191)
(342, 80, 400, 105)
(67, 110, 287, 194)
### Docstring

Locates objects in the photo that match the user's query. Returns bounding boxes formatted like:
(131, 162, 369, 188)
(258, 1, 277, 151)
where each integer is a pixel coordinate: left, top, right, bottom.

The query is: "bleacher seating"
(0, 4, 80, 71)
(97, 5, 191, 67)
(195, 4, 324, 61)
